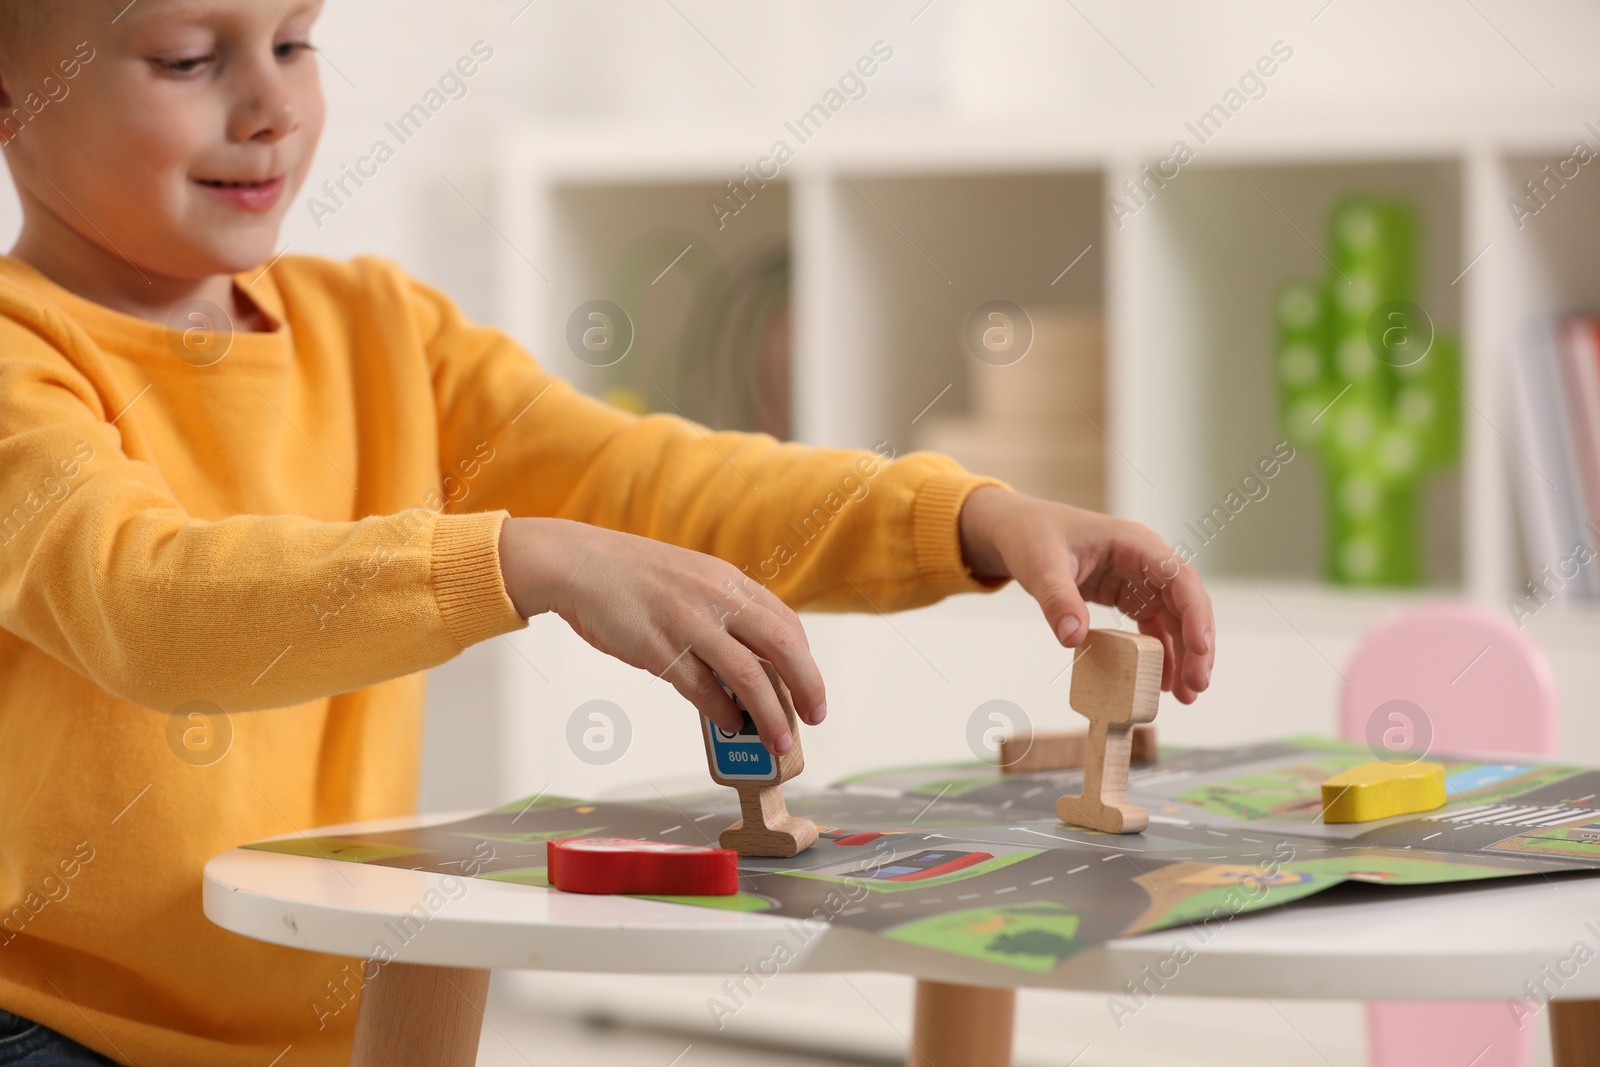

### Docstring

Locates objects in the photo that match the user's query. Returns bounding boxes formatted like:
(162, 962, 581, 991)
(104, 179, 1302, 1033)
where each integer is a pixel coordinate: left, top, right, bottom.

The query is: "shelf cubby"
(1117, 157, 1466, 589)
(536, 178, 792, 433)
(813, 170, 1106, 504)
(485, 120, 1600, 805)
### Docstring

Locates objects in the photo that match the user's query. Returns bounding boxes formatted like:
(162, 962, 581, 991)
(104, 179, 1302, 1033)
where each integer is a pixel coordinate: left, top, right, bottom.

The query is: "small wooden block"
(1055, 630, 1164, 834)
(999, 725, 1157, 774)
(1320, 760, 1447, 823)
(701, 660, 818, 858)
(546, 837, 738, 895)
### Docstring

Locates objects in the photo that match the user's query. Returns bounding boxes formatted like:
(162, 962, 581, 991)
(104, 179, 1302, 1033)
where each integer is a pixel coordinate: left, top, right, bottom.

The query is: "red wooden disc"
(546, 837, 739, 896)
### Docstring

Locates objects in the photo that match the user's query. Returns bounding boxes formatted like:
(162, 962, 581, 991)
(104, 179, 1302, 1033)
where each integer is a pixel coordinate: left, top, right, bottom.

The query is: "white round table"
(205, 812, 1600, 1066)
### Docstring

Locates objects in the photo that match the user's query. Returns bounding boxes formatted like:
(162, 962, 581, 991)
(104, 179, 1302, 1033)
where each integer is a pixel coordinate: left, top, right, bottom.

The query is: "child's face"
(1, 0, 325, 279)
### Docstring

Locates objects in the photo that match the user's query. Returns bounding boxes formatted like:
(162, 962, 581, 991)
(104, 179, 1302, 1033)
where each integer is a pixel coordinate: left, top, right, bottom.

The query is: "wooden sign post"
(1056, 629, 1163, 834)
(701, 660, 818, 857)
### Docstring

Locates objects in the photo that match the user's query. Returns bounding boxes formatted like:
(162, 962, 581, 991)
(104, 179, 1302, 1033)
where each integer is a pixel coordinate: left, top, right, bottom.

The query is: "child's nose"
(229, 68, 299, 144)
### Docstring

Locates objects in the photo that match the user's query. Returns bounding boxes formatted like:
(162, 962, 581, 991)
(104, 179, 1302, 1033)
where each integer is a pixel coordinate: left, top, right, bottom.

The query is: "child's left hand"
(958, 486, 1215, 702)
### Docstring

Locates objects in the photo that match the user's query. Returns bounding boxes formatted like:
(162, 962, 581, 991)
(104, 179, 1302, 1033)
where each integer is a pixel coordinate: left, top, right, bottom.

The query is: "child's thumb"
(1020, 557, 1090, 647)
(1046, 589, 1090, 646)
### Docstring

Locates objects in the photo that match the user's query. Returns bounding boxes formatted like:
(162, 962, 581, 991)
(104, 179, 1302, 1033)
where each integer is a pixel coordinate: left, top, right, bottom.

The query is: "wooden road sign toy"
(1000, 724, 1157, 774)
(1055, 629, 1164, 834)
(701, 660, 818, 857)
(546, 837, 739, 896)
(1321, 760, 1447, 823)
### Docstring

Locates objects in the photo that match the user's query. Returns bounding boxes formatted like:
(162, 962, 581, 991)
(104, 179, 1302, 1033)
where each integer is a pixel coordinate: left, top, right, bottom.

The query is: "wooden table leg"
(908, 979, 1016, 1067)
(350, 963, 490, 1067)
(1551, 999, 1600, 1066)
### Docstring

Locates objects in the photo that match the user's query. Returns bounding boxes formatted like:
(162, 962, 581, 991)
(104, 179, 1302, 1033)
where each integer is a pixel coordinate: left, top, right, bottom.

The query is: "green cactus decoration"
(1273, 197, 1461, 587)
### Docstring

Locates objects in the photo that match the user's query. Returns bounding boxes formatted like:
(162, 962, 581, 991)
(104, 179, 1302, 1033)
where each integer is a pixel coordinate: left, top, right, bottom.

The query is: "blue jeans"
(0, 1011, 117, 1066)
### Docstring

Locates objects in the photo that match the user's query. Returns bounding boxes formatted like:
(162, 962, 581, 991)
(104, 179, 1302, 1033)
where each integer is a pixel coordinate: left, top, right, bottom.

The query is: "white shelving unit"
(462, 105, 1600, 1067)
(474, 109, 1600, 812)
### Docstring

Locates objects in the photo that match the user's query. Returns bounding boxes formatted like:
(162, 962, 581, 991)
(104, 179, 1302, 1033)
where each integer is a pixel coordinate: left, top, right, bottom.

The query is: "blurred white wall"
(6, 0, 1599, 259)
(1, 1, 1597, 813)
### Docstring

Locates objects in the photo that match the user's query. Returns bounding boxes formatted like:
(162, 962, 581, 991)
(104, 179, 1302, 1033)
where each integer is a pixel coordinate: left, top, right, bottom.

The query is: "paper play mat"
(245, 738, 1600, 973)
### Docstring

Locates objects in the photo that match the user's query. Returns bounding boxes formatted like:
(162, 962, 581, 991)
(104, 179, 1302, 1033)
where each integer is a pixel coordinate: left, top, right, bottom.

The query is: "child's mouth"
(195, 175, 285, 213)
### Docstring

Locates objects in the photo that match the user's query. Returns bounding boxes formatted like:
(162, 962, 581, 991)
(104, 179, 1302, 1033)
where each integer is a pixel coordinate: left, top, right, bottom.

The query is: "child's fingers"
(725, 607, 826, 725)
(1154, 571, 1213, 694)
(665, 652, 745, 736)
(1155, 561, 1214, 662)
(1146, 613, 1204, 704)
(1139, 614, 1179, 693)
(1132, 604, 1201, 702)
(1116, 531, 1211, 661)
(1006, 533, 1091, 646)
(1112, 530, 1214, 693)
(1169, 612, 1210, 699)
(697, 636, 795, 754)
(744, 581, 812, 652)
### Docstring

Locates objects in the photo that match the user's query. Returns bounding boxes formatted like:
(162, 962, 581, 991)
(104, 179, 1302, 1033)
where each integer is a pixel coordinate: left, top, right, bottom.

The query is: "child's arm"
(405, 267, 1012, 743)
(0, 321, 524, 714)
(489, 484, 1214, 763)
(409, 267, 1003, 615)
(410, 265, 1212, 740)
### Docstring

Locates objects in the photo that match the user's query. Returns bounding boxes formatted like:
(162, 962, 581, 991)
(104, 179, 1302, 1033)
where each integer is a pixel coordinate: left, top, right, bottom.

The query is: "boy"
(0, 1, 1213, 1064)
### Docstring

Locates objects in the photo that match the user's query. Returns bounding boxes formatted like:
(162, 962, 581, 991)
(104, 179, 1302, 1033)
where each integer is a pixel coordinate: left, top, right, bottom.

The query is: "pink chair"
(1340, 601, 1560, 1067)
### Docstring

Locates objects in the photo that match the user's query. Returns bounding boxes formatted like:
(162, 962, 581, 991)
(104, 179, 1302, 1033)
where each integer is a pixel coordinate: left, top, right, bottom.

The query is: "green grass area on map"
(781, 850, 1043, 894)
(1446, 766, 1588, 805)
(886, 902, 1081, 972)
(1285, 736, 1374, 754)
(478, 866, 550, 887)
(1150, 878, 1331, 930)
(1176, 756, 1367, 820)
(1146, 854, 1516, 931)
(1179, 746, 1588, 822)
(242, 836, 426, 863)
(1489, 824, 1600, 860)
(1283, 855, 1516, 885)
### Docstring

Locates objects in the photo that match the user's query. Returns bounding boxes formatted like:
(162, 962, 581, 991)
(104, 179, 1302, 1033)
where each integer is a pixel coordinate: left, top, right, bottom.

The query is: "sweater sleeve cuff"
(911, 470, 1013, 594)
(431, 510, 526, 650)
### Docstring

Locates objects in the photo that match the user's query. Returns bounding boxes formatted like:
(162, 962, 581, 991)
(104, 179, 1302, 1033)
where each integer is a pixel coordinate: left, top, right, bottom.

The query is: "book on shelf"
(1507, 315, 1600, 603)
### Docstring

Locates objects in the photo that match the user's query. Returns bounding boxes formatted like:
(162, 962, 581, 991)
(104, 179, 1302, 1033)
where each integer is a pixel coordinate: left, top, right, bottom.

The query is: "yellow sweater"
(0, 253, 1002, 1065)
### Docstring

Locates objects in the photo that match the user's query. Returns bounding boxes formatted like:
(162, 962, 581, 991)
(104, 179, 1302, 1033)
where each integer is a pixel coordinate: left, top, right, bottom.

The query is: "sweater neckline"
(0, 254, 292, 368)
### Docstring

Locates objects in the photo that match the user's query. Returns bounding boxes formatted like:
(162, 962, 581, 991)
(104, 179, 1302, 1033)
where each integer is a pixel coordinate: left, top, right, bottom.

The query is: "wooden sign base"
(720, 783, 819, 858)
(1056, 721, 1150, 833)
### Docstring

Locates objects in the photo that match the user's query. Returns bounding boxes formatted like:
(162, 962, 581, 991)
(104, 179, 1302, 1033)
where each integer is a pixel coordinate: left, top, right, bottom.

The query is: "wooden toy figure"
(701, 661, 818, 857)
(1056, 629, 1163, 834)
(999, 723, 1157, 774)
(547, 837, 739, 895)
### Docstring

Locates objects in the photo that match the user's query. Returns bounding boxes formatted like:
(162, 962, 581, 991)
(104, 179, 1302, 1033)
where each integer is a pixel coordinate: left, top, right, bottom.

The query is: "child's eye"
(274, 40, 314, 60)
(155, 54, 214, 75)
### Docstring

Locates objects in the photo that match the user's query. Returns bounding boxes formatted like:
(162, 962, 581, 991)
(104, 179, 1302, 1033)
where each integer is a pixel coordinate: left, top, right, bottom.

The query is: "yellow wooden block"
(1320, 760, 1447, 823)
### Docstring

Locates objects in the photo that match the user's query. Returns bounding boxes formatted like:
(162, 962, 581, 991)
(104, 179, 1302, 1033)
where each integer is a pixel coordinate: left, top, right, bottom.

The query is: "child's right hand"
(498, 517, 825, 754)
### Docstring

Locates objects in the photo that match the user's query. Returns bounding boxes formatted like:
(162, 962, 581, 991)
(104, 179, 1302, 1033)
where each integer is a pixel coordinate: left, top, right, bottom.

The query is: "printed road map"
(244, 738, 1600, 974)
